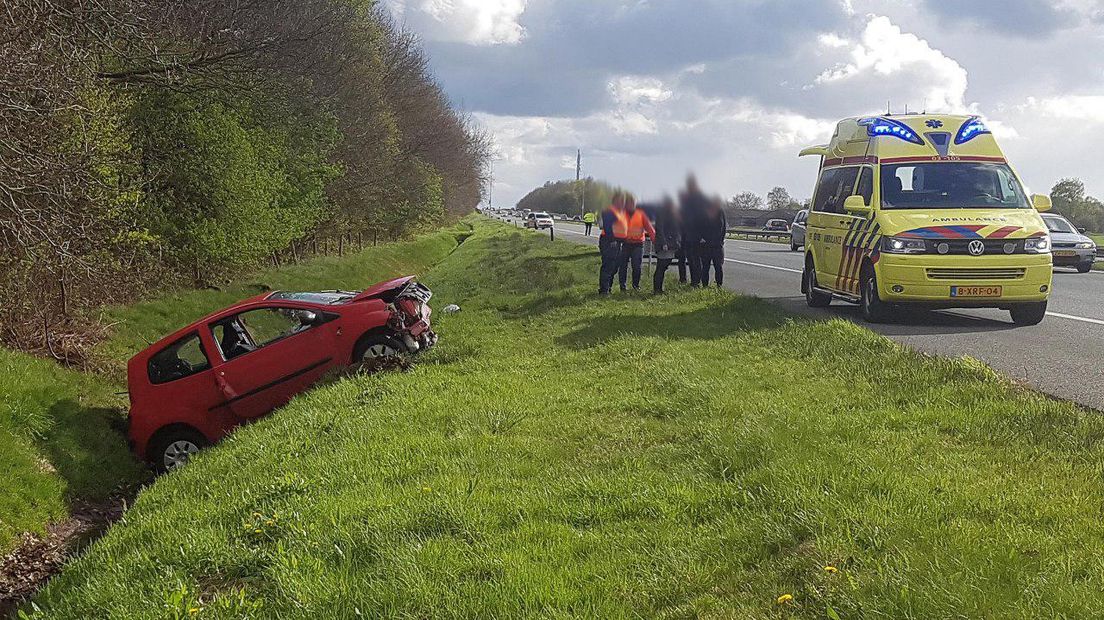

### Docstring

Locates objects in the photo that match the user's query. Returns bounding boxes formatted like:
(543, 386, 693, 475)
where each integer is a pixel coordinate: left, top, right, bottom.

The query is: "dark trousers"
(654, 258, 674, 293)
(675, 248, 688, 283)
(619, 242, 644, 290)
(700, 245, 724, 287)
(683, 240, 703, 286)
(598, 236, 621, 294)
(584, 222, 593, 235)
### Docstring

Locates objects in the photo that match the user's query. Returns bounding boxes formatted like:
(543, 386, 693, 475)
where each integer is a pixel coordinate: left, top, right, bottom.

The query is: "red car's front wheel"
(353, 334, 408, 363)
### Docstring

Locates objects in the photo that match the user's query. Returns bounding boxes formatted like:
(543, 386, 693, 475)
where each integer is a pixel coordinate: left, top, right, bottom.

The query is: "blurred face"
(625, 198, 636, 212)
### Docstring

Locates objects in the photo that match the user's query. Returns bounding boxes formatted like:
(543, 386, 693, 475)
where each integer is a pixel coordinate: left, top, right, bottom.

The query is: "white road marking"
(1045, 311, 1104, 326)
(723, 258, 803, 274)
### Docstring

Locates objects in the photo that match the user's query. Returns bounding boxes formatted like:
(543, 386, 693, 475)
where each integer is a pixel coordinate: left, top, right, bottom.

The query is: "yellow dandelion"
(824, 565, 839, 574)
(776, 593, 794, 605)
(188, 608, 200, 616)
(254, 528, 263, 533)
(422, 486, 432, 492)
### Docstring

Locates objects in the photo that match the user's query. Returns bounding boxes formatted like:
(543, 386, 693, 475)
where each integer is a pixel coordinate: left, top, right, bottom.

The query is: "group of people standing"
(596, 176, 728, 296)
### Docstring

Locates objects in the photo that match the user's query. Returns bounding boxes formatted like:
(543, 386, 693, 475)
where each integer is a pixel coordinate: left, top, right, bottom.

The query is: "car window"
(856, 167, 874, 206)
(812, 167, 860, 214)
(212, 307, 315, 361)
(148, 332, 211, 385)
(881, 162, 1030, 210)
(1044, 217, 1076, 234)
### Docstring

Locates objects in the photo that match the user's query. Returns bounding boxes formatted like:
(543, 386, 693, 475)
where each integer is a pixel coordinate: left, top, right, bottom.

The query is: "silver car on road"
(1043, 213, 1096, 273)
(790, 209, 808, 251)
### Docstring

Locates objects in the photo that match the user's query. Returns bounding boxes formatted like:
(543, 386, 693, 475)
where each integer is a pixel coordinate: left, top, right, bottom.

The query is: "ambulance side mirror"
(844, 195, 871, 215)
(1032, 194, 1052, 212)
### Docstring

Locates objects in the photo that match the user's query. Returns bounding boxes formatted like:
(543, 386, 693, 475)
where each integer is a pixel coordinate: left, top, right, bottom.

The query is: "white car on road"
(525, 212, 555, 230)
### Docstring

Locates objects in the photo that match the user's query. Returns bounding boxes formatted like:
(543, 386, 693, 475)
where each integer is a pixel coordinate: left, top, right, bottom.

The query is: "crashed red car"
(127, 276, 436, 471)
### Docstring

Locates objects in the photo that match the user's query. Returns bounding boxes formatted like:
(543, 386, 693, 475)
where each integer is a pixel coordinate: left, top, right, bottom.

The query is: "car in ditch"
(127, 276, 436, 472)
(1042, 213, 1096, 273)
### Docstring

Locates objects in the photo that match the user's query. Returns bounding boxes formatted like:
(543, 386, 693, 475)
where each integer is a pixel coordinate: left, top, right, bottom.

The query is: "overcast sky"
(385, 0, 1104, 207)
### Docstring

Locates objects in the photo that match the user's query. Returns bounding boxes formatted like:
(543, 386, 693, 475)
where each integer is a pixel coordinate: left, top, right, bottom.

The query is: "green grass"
(28, 220, 1104, 618)
(0, 349, 146, 551)
(0, 227, 468, 557)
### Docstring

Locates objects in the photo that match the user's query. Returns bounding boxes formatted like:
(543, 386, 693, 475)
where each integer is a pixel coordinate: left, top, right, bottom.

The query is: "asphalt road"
(503, 216, 1104, 411)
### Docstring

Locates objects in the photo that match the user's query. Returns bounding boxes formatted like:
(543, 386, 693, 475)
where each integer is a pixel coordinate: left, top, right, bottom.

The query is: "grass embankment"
(30, 221, 1104, 618)
(0, 351, 144, 551)
(0, 228, 467, 557)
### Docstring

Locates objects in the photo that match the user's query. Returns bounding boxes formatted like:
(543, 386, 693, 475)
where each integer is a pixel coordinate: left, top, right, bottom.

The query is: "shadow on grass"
(556, 297, 791, 349)
(38, 401, 147, 501)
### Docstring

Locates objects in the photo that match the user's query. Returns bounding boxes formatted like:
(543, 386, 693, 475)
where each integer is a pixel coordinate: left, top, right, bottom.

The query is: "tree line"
(1050, 178, 1104, 233)
(515, 180, 619, 217)
(2, 0, 491, 353)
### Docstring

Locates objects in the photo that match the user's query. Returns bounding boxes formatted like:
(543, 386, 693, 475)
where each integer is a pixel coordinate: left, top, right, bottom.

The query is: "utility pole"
(576, 149, 584, 218)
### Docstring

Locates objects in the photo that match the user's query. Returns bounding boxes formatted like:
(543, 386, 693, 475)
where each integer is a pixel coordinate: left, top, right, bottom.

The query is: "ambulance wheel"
(1010, 301, 1047, 326)
(803, 257, 831, 308)
(860, 266, 890, 323)
(1077, 261, 1093, 273)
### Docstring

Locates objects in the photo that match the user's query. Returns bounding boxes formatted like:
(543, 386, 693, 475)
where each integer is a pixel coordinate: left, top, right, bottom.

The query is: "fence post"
(550, 226, 555, 241)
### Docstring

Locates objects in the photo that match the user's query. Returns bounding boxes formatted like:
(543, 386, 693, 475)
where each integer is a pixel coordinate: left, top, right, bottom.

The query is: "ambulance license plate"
(951, 286, 1002, 298)
(1054, 250, 1076, 257)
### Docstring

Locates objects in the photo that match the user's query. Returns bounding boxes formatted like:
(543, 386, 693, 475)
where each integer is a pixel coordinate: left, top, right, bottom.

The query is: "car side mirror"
(844, 195, 871, 214)
(1032, 194, 1052, 212)
(298, 310, 319, 327)
(1079, 227, 1088, 233)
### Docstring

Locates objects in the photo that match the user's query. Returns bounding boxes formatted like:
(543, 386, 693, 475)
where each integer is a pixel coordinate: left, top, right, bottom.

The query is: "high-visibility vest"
(611, 209, 630, 239)
(618, 209, 651, 243)
(600, 207, 624, 237)
(582, 212, 596, 223)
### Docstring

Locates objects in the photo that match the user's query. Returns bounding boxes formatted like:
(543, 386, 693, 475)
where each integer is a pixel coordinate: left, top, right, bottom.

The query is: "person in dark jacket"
(597, 193, 625, 296)
(680, 176, 710, 286)
(699, 197, 727, 287)
(652, 196, 682, 294)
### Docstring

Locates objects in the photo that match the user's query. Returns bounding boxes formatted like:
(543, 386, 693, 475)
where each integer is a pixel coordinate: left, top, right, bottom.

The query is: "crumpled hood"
(352, 276, 415, 302)
(877, 209, 1048, 239)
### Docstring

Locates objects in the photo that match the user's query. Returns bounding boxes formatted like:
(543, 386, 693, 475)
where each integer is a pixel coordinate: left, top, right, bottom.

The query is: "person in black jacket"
(680, 176, 709, 286)
(699, 197, 727, 287)
(652, 196, 682, 294)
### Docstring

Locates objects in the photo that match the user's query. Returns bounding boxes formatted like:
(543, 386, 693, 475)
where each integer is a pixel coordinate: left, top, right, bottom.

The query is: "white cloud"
(608, 76, 673, 106)
(814, 15, 969, 112)
(386, 0, 527, 45)
(1022, 95, 1104, 121)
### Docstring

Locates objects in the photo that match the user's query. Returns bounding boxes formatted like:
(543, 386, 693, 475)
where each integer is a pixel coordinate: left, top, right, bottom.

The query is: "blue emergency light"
(954, 116, 991, 144)
(858, 117, 924, 145)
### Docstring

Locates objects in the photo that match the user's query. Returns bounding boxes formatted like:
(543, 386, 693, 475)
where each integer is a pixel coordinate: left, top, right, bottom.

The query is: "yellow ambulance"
(799, 114, 1053, 325)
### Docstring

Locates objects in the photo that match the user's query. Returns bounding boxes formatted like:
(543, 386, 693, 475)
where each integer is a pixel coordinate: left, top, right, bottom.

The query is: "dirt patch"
(0, 496, 130, 616)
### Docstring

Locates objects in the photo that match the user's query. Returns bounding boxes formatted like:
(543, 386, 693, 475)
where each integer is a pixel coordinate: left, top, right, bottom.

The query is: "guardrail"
(727, 228, 792, 242)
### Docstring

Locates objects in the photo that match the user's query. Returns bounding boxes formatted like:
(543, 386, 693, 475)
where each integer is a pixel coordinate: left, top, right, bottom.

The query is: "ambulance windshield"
(880, 162, 1031, 210)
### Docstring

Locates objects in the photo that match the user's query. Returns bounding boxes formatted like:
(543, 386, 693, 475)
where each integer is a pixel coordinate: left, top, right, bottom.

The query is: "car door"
(808, 166, 861, 291)
(209, 305, 340, 421)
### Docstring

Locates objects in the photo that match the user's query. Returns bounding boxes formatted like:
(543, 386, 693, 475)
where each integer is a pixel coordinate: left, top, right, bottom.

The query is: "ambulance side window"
(812, 167, 860, 214)
(856, 167, 874, 206)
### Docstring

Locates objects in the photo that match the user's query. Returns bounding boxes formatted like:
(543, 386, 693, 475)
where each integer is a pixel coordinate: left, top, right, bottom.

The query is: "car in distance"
(128, 277, 436, 472)
(525, 211, 555, 230)
(791, 209, 809, 251)
(1042, 213, 1096, 273)
(799, 114, 1052, 326)
(764, 219, 790, 232)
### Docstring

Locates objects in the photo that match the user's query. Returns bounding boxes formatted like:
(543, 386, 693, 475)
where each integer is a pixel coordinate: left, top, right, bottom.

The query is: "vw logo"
(967, 240, 985, 256)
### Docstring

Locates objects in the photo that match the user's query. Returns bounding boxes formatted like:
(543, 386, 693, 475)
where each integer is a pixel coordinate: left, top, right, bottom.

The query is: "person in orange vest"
(598, 192, 626, 295)
(615, 194, 656, 291)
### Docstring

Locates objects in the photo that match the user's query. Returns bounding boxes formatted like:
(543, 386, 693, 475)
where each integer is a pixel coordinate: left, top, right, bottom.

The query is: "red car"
(127, 276, 436, 472)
